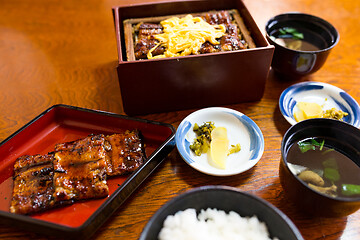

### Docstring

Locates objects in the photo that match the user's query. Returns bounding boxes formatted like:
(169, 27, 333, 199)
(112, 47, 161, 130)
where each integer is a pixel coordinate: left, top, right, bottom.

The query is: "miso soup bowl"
(266, 13, 339, 79)
(280, 118, 360, 217)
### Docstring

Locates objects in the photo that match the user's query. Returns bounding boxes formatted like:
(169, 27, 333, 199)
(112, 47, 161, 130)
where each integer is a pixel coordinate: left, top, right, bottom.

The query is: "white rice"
(158, 208, 279, 240)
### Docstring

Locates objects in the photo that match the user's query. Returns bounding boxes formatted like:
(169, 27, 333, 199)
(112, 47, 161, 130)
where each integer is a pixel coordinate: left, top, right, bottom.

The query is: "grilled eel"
(53, 134, 110, 202)
(134, 23, 165, 59)
(10, 154, 56, 215)
(10, 130, 145, 215)
(200, 11, 247, 53)
(104, 131, 145, 176)
(133, 10, 247, 59)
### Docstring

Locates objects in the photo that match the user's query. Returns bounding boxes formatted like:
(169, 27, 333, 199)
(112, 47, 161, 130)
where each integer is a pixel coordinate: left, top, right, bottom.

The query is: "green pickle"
(323, 108, 348, 120)
(189, 122, 215, 156)
(228, 144, 241, 155)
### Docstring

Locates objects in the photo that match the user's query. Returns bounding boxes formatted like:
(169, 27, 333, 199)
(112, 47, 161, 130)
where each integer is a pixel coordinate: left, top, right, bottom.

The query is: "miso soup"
(286, 137, 360, 199)
(274, 38, 319, 51)
(269, 26, 327, 51)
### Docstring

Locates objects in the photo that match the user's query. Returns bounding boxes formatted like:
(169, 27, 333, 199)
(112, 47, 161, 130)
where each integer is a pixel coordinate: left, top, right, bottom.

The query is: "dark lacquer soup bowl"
(280, 118, 360, 217)
(266, 12, 339, 79)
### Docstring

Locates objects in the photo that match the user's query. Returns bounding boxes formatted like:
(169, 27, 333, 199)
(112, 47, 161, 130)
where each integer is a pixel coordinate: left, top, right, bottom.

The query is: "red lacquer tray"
(0, 104, 175, 239)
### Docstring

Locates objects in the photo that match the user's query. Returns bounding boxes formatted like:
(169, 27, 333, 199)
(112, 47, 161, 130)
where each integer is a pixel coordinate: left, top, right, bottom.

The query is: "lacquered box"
(113, 0, 274, 115)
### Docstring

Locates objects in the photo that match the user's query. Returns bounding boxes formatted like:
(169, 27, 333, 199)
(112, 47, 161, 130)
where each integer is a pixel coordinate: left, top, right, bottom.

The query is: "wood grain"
(0, 0, 360, 239)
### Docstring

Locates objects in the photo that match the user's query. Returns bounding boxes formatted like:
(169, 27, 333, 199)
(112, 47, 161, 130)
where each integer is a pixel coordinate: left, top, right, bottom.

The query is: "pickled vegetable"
(189, 122, 215, 156)
(294, 101, 348, 122)
(294, 102, 323, 122)
(323, 108, 348, 120)
(228, 144, 241, 155)
(209, 127, 229, 169)
(189, 122, 241, 170)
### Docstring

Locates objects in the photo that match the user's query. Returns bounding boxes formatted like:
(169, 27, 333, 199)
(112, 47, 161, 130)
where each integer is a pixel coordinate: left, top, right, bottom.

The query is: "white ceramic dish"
(279, 82, 360, 127)
(175, 107, 264, 176)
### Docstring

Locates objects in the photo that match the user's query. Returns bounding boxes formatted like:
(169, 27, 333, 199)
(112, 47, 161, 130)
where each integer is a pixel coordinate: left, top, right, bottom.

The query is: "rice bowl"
(139, 186, 303, 240)
(158, 208, 278, 240)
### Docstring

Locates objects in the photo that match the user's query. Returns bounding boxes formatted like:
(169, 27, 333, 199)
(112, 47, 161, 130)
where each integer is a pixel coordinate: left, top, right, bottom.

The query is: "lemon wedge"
(209, 127, 229, 169)
(294, 102, 323, 122)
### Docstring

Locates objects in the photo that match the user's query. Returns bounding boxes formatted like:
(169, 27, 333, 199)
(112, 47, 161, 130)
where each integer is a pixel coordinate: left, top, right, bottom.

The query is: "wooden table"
(0, 0, 359, 239)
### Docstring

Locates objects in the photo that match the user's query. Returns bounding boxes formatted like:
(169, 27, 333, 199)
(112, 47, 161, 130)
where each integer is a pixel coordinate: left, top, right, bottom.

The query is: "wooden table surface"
(1, 0, 360, 239)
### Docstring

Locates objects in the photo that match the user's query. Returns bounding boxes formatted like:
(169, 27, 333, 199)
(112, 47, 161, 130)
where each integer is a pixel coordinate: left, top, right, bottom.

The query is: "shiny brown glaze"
(198, 41, 221, 54)
(134, 23, 165, 59)
(137, 23, 163, 39)
(219, 35, 246, 51)
(10, 154, 55, 215)
(220, 23, 246, 51)
(53, 134, 109, 202)
(10, 132, 145, 214)
(104, 130, 145, 176)
(202, 10, 232, 25)
(202, 11, 246, 51)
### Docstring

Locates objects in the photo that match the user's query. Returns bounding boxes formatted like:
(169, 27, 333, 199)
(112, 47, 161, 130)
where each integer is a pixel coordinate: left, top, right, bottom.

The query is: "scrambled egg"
(147, 14, 226, 59)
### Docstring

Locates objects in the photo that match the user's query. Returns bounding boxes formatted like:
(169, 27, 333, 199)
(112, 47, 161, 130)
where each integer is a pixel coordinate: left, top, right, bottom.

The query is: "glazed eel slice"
(10, 154, 56, 214)
(201, 11, 246, 53)
(53, 131, 145, 201)
(10, 131, 145, 214)
(53, 134, 109, 202)
(134, 23, 165, 59)
(104, 130, 145, 176)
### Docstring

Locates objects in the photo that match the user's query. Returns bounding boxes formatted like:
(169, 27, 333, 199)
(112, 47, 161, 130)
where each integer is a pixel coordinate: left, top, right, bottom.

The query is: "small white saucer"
(279, 81, 360, 127)
(175, 107, 264, 176)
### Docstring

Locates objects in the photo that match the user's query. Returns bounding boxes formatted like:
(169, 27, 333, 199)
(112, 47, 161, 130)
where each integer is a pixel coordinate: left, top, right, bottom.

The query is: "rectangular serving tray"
(0, 104, 175, 239)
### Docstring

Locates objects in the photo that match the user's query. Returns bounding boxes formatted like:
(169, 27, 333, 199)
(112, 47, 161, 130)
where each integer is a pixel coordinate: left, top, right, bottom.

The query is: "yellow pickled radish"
(294, 102, 323, 122)
(209, 127, 229, 169)
(294, 109, 306, 122)
(300, 102, 323, 118)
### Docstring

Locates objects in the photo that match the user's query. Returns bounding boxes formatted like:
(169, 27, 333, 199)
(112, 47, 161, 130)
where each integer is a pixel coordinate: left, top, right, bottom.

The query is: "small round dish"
(279, 81, 360, 127)
(175, 107, 264, 176)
